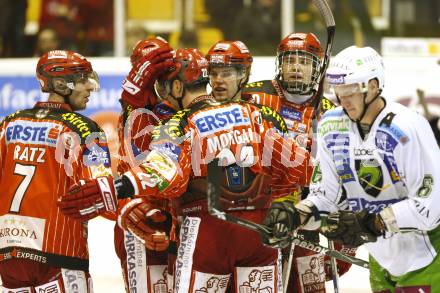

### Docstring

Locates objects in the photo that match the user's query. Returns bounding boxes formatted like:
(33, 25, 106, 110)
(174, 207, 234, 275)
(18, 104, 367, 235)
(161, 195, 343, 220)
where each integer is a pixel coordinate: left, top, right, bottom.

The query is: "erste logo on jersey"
(5, 120, 61, 146)
(193, 105, 250, 136)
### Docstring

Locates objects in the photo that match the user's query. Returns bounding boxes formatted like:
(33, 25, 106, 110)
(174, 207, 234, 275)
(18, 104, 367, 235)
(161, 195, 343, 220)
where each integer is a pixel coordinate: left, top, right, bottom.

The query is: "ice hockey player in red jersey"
(242, 33, 355, 293)
(0, 50, 115, 292)
(119, 47, 311, 293)
(206, 40, 253, 103)
(57, 37, 176, 293)
(61, 47, 310, 292)
(115, 36, 176, 293)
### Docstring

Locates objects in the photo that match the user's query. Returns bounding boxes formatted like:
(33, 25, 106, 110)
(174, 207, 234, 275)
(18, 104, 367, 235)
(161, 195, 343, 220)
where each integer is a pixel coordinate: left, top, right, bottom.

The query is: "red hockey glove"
(121, 46, 175, 108)
(58, 176, 118, 220)
(324, 243, 357, 281)
(118, 198, 172, 251)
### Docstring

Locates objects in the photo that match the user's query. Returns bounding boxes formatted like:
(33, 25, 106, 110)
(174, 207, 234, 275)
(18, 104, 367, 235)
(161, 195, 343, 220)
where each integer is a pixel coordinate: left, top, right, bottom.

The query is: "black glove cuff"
(366, 214, 385, 237)
(115, 175, 135, 199)
(309, 204, 321, 222)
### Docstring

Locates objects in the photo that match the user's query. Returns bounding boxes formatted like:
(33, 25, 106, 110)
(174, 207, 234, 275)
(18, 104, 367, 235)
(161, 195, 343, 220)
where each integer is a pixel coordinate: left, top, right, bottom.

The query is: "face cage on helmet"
(276, 51, 322, 95)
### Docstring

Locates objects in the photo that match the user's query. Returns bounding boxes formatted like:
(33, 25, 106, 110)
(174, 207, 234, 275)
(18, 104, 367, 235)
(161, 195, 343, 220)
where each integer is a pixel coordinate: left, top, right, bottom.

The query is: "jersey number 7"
(11, 163, 36, 212)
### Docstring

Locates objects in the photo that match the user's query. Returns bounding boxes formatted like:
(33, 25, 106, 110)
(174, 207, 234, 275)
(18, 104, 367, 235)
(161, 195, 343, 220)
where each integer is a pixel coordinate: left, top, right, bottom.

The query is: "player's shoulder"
(243, 80, 278, 95)
(377, 101, 424, 141)
(319, 105, 346, 121)
(1, 107, 58, 128)
(385, 101, 421, 121)
(152, 106, 195, 142)
(2, 108, 36, 123)
(192, 99, 288, 134)
(248, 102, 288, 133)
(317, 106, 350, 137)
(58, 110, 104, 141)
(319, 96, 337, 113)
(154, 101, 177, 119)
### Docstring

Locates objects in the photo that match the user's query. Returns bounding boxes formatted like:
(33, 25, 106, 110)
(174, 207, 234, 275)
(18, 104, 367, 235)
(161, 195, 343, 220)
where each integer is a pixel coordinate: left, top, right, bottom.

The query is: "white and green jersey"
(304, 101, 440, 276)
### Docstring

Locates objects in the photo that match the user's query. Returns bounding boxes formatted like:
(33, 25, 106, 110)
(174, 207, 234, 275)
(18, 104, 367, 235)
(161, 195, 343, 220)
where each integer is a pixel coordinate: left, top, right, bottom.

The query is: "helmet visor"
(70, 71, 100, 92)
(333, 83, 363, 97)
(154, 79, 169, 100)
(208, 66, 244, 82)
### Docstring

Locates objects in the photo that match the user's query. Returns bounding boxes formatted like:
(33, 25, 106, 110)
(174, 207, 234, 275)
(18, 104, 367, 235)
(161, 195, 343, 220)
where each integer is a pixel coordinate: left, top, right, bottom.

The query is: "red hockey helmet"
(36, 50, 99, 93)
(168, 48, 209, 87)
(206, 41, 253, 71)
(130, 36, 170, 66)
(276, 33, 324, 95)
(206, 40, 253, 85)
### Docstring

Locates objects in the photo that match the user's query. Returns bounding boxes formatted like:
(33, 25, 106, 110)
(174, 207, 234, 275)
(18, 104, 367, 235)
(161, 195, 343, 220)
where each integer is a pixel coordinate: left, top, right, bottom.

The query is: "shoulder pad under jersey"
(154, 102, 177, 120)
(151, 99, 218, 143)
(250, 103, 288, 134)
(2, 109, 29, 123)
(59, 111, 104, 143)
(319, 96, 336, 113)
(2, 108, 105, 144)
(243, 80, 278, 95)
(0, 110, 24, 130)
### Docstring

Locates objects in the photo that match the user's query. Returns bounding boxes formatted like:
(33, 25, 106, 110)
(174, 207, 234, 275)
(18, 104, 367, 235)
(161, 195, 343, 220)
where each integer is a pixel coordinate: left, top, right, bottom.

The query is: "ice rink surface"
(89, 218, 372, 293)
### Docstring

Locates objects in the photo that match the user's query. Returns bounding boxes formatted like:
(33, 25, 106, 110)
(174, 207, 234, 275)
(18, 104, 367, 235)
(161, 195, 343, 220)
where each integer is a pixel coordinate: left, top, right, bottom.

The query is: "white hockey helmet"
(326, 46, 384, 94)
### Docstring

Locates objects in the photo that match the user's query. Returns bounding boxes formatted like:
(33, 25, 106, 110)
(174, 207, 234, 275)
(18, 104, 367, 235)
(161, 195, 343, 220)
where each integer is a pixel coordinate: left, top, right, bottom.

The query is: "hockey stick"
(309, 2, 340, 292)
(282, 232, 295, 293)
(312, 0, 336, 110)
(417, 88, 432, 119)
(206, 159, 369, 269)
(328, 239, 340, 293)
(313, 0, 336, 78)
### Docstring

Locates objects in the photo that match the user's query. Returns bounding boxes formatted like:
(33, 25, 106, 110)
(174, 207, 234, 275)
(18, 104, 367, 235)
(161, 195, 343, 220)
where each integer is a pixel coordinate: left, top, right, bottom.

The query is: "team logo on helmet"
(213, 43, 231, 51)
(47, 50, 68, 59)
(234, 41, 250, 53)
(209, 54, 225, 63)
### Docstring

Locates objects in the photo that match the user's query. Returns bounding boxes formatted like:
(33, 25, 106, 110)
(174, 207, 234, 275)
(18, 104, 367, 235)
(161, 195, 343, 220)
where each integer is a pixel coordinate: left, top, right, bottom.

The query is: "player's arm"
(121, 136, 192, 200)
(117, 103, 162, 174)
(117, 43, 174, 171)
(262, 119, 345, 246)
(58, 127, 117, 220)
(116, 132, 190, 247)
(120, 46, 174, 109)
(382, 114, 440, 233)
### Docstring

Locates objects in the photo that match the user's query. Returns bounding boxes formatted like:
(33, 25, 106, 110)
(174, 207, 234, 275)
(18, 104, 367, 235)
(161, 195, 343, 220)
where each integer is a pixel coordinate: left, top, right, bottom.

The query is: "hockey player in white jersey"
(262, 46, 440, 292)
